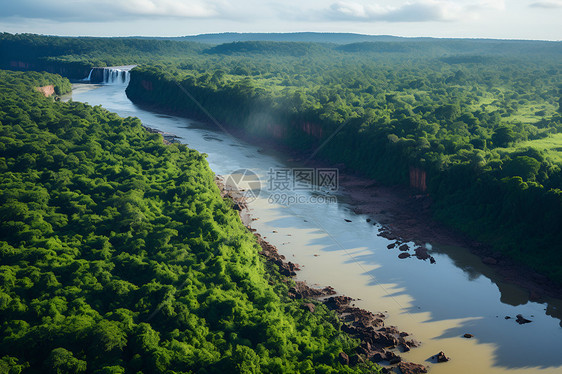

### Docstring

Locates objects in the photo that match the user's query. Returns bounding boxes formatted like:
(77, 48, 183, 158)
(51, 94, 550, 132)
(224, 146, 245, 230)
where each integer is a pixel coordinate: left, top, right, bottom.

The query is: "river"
(68, 81, 562, 374)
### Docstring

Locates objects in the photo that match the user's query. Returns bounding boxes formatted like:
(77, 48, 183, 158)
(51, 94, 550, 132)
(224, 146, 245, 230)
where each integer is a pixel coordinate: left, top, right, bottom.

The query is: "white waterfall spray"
(102, 68, 130, 85)
(83, 69, 93, 82)
(84, 65, 136, 85)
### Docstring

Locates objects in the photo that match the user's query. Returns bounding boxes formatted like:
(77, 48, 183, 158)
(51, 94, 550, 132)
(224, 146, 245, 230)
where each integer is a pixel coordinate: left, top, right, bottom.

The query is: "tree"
(434, 104, 461, 122)
(492, 126, 517, 147)
(503, 156, 541, 181)
(90, 321, 127, 354)
(44, 348, 87, 374)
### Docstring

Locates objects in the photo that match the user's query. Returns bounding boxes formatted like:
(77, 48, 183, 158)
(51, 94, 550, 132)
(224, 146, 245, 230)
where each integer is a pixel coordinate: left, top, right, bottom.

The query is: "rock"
(406, 339, 420, 348)
(398, 362, 428, 374)
(324, 296, 353, 310)
(429, 256, 436, 264)
(401, 343, 411, 352)
(356, 346, 370, 356)
(387, 243, 396, 249)
(349, 354, 364, 365)
(505, 316, 512, 320)
(324, 286, 337, 295)
(366, 218, 372, 223)
(373, 331, 399, 347)
(373, 318, 385, 327)
(35, 85, 55, 97)
(344, 219, 352, 222)
(386, 351, 401, 364)
(414, 247, 430, 260)
(338, 351, 349, 365)
(516, 314, 532, 324)
(379, 326, 400, 335)
(463, 333, 474, 338)
(302, 303, 315, 313)
(399, 244, 410, 251)
(378, 230, 398, 241)
(482, 257, 498, 265)
(436, 351, 450, 363)
(348, 308, 381, 328)
(289, 282, 335, 299)
(371, 350, 386, 362)
(398, 253, 411, 259)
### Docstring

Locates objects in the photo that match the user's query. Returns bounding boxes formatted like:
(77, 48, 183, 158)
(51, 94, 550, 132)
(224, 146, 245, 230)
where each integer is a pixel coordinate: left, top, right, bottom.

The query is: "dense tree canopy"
(1, 32, 562, 281)
(123, 42, 562, 283)
(0, 70, 379, 373)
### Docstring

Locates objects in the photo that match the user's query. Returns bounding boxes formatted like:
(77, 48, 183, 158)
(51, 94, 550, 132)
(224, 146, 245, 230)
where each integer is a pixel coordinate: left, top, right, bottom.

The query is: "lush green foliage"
(0, 69, 71, 95)
(1, 32, 562, 280)
(124, 45, 562, 283)
(0, 70, 379, 374)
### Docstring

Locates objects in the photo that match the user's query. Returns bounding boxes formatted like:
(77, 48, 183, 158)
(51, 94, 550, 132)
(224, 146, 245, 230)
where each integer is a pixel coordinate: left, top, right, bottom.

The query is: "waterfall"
(83, 69, 93, 82)
(84, 65, 136, 85)
(102, 68, 131, 85)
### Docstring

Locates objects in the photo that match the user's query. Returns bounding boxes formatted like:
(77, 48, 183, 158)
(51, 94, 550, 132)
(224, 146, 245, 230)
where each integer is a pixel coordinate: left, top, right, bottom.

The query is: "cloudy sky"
(0, 0, 560, 40)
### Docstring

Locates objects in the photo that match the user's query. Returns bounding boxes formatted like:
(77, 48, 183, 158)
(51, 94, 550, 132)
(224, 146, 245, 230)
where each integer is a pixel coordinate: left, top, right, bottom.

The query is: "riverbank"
(337, 172, 562, 303)
(214, 174, 430, 374)
(288, 154, 562, 305)
(144, 121, 431, 372)
(133, 99, 562, 304)
(67, 81, 562, 374)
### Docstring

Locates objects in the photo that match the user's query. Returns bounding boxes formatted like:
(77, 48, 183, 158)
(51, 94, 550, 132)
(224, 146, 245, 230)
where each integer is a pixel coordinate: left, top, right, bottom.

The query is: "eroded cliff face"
(35, 85, 55, 97)
(10, 61, 32, 69)
(409, 167, 427, 191)
(6, 60, 91, 80)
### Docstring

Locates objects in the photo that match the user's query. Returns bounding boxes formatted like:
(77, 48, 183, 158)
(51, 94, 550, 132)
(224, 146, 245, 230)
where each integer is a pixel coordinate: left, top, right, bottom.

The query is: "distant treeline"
(0, 33, 206, 79)
(1, 32, 561, 78)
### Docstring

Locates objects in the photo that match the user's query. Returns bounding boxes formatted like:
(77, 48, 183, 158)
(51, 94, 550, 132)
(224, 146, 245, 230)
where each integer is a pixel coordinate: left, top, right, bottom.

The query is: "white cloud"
(529, 0, 562, 8)
(326, 0, 505, 22)
(0, 0, 224, 22)
(0, 0, 559, 40)
(119, 0, 219, 18)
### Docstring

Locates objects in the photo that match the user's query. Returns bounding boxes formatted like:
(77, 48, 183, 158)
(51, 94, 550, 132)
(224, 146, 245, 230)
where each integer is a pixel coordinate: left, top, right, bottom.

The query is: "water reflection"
(244, 182, 562, 372)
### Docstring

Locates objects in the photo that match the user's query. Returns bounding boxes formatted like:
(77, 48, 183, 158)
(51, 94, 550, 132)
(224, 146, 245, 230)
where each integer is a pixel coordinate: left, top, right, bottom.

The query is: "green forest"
(1, 32, 562, 372)
(123, 41, 562, 283)
(1, 31, 562, 283)
(0, 70, 381, 373)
